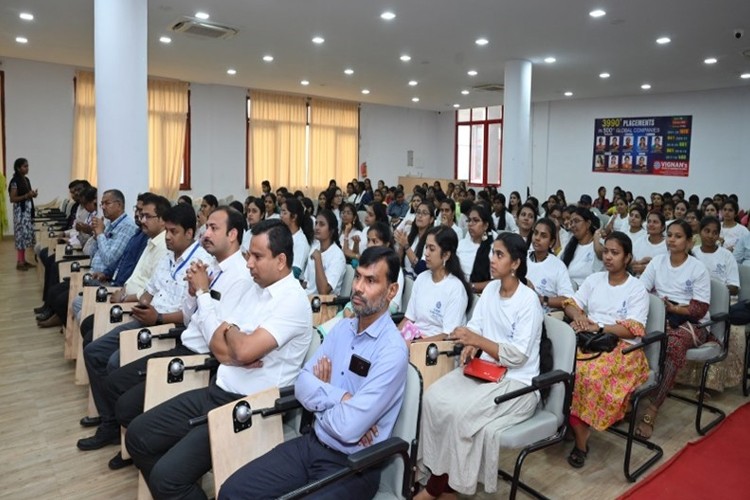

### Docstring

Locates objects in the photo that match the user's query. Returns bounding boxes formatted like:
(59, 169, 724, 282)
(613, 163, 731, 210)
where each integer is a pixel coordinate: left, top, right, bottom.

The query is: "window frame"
(1, 71, 5, 176)
(179, 89, 192, 191)
(454, 106, 503, 186)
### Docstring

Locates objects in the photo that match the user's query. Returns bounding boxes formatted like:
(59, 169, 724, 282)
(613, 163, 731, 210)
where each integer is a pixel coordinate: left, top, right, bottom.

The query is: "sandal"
(635, 405, 658, 439)
(567, 445, 589, 468)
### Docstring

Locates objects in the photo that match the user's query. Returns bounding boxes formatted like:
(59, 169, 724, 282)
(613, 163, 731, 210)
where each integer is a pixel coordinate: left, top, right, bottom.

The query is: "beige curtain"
(248, 90, 307, 193)
(148, 79, 189, 200)
(308, 98, 358, 195)
(71, 71, 97, 184)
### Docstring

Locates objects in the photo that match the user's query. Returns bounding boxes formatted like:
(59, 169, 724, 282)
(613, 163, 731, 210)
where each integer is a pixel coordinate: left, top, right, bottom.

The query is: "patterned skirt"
(13, 202, 36, 250)
(571, 341, 650, 431)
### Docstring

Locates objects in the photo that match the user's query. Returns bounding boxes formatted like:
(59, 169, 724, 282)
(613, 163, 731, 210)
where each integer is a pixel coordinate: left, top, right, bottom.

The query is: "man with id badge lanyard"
(219, 246, 409, 500)
(78, 204, 211, 451)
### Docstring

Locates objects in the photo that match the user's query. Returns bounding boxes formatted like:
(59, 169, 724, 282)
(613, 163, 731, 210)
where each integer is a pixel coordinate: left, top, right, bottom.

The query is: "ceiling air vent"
(472, 83, 505, 92)
(170, 17, 238, 40)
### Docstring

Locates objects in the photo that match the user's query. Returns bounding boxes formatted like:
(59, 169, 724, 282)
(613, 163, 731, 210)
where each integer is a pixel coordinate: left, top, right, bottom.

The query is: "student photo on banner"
(595, 136, 606, 152)
(652, 136, 663, 152)
(636, 154, 648, 172)
(609, 136, 620, 152)
(622, 154, 633, 171)
(637, 136, 648, 151)
(608, 154, 619, 171)
(594, 155, 605, 171)
(623, 135, 634, 151)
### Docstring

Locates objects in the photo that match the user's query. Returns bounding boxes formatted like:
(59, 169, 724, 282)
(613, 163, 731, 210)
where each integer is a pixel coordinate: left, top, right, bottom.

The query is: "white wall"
(531, 87, 750, 203)
(3, 58, 75, 231)
(359, 103, 453, 186)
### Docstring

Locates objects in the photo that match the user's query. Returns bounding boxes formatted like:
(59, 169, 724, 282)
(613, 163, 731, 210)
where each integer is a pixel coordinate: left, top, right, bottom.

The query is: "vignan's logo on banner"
(591, 115, 692, 177)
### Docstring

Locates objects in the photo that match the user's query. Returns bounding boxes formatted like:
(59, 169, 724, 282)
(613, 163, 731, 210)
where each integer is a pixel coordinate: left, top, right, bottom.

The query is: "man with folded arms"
(126, 219, 312, 500)
(219, 246, 408, 499)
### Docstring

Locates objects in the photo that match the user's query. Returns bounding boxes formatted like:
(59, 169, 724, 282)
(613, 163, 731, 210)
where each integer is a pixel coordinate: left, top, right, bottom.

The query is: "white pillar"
(501, 60, 532, 197)
(95, 0, 148, 209)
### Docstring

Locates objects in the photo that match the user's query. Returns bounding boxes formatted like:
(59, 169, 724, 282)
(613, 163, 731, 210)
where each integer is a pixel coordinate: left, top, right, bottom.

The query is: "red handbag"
(463, 358, 507, 383)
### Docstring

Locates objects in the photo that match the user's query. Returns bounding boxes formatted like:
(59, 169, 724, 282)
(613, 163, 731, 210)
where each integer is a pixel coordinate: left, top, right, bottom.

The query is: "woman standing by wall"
(8, 158, 38, 270)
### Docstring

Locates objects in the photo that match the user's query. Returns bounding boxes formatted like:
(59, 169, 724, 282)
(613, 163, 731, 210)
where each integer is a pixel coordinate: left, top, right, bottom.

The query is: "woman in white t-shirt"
(561, 207, 603, 287)
(562, 232, 650, 468)
(241, 196, 265, 256)
(637, 219, 712, 439)
(396, 193, 423, 233)
(279, 198, 313, 278)
(626, 205, 647, 243)
(606, 196, 631, 234)
(400, 226, 472, 342)
(339, 202, 364, 263)
(720, 200, 749, 252)
(456, 204, 495, 294)
(435, 199, 464, 240)
(694, 216, 740, 296)
(527, 218, 575, 312)
(303, 209, 346, 296)
(632, 211, 667, 276)
(394, 201, 434, 279)
(515, 203, 538, 247)
(360, 201, 389, 254)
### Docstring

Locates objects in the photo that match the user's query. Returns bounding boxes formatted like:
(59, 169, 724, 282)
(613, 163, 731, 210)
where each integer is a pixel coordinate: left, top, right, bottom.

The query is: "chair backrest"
(466, 293, 481, 322)
(645, 294, 667, 377)
(340, 265, 355, 298)
(401, 277, 415, 312)
(709, 278, 730, 342)
(542, 316, 577, 426)
(378, 363, 423, 497)
(738, 264, 750, 303)
(304, 329, 321, 364)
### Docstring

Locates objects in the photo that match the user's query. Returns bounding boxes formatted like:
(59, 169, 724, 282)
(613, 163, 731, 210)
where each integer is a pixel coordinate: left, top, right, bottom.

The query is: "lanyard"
(209, 270, 223, 288)
(171, 243, 200, 281)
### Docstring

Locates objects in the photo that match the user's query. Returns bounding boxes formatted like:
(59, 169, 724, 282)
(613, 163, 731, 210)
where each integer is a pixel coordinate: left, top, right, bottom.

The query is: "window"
(455, 105, 503, 185)
(179, 90, 191, 190)
(0, 70, 5, 176)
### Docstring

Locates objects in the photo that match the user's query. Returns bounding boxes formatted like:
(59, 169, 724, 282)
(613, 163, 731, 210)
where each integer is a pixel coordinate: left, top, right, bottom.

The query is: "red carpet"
(619, 403, 750, 499)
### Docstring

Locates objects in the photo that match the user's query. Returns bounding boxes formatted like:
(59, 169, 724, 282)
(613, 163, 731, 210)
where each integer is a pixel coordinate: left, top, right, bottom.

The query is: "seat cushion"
(495, 410, 559, 449)
(686, 342, 721, 361)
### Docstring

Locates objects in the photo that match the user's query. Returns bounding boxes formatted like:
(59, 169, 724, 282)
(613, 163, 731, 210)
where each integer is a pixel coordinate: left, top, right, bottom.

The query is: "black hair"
(604, 231, 634, 268)
(80, 187, 98, 204)
(177, 195, 193, 207)
(367, 222, 394, 248)
(104, 189, 125, 206)
(202, 194, 218, 208)
(438, 198, 457, 224)
(492, 193, 508, 230)
(229, 200, 245, 215)
(284, 197, 314, 243)
(467, 204, 495, 283)
(340, 202, 364, 231)
(722, 199, 740, 222)
(358, 246, 400, 286)
(245, 196, 265, 220)
(162, 203, 197, 235)
(667, 219, 693, 240)
(264, 192, 277, 209)
(629, 204, 647, 223)
(700, 215, 721, 232)
(532, 218, 558, 254)
(251, 219, 294, 269)
(406, 202, 434, 265)
(518, 202, 539, 249)
(495, 232, 529, 285)
(301, 197, 315, 218)
(648, 210, 666, 232)
(212, 205, 246, 243)
(426, 226, 473, 313)
(561, 207, 597, 267)
(141, 193, 171, 218)
(368, 202, 388, 224)
(316, 209, 341, 247)
(13, 157, 28, 174)
(136, 192, 151, 203)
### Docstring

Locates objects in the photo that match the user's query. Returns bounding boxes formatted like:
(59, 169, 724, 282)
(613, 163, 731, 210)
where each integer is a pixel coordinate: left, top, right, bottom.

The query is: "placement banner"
(592, 115, 692, 176)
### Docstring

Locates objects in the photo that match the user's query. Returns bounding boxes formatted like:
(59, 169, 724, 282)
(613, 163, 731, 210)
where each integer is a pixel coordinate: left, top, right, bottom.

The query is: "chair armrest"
(188, 415, 208, 427)
(622, 330, 666, 354)
(346, 437, 409, 470)
(698, 312, 729, 329)
(260, 395, 302, 417)
(325, 296, 350, 307)
(494, 369, 572, 405)
(279, 385, 295, 398)
(162, 325, 186, 339)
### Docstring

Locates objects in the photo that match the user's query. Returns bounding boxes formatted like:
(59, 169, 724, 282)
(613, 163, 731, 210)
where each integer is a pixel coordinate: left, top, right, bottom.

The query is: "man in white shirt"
(126, 219, 313, 500)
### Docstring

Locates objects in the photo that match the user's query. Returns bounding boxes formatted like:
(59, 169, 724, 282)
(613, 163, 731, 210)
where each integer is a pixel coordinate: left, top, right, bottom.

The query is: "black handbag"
(577, 331, 619, 360)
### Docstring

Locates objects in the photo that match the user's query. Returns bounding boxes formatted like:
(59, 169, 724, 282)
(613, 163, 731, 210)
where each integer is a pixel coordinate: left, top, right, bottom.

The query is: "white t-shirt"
(721, 224, 749, 251)
(609, 214, 630, 233)
(339, 228, 364, 254)
(566, 242, 603, 287)
(467, 281, 543, 386)
(304, 241, 346, 295)
(526, 253, 575, 312)
(456, 237, 484, 281)
(633, 236, 668, 262)
(573, 272, 649, 345)
(626, 228, 646, 243)
(240, 229, 252, 254)
(640, 254, 711, 323)
(292, 229, 311, 275)
(492, 212, 518, 233)
(396, 212, 416, 233)
(405, 271, 468, 337)
(693, 247, 740, 289)
(403, 236, 422, 278)
(218, 273, 313, 395)
(434, 219, 463, 240)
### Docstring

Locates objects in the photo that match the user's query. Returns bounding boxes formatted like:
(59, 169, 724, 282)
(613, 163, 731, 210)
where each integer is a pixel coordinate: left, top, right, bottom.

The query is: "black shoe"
(34, 304, 50, 314)
(79, 416, 102, 428)
(36, 309, 54, 321)
(108, 452, 134, 470)
(77, 429, 119, 451)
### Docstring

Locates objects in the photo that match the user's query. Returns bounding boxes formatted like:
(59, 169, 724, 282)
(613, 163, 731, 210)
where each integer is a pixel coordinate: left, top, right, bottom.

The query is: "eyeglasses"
(569, 218, 586, 225)
(416, 210, 432, 216)
(467, 217, 483, 224)
(139, 213, 159, 221)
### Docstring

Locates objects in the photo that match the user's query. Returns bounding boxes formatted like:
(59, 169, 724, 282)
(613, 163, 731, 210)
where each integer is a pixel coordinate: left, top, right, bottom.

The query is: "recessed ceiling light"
(15, 36, 28, 44)
(159, 36, 172, 44)
(195, 12, 210, 20)
(400, 54, 411, 62)
(361, 89, 370, 95)
(544, 57, 557, 64)
(453, 104, 460, 108)
(262, 55, 274, 62)
(467, 70, 478, 76)
(564, 91, 573, 97)
(461, 89, 470, 95)
(641, 83, 652, 90)
(380, 11, 396, 20)
(226, 69, 237, 75)
(740, 73, 750, 79)
(589, 9, 606, 18)
(19, 12, 34, 21)
(704, 57, 717, 65)
(408, 80, 418, 86)
(312, 36, 325, 44)
(344, 68, 354, 75)
(475, 38, 489, 46)
(656, 37, 671, 45)
(599, 72, 611, 79)
(412, 97, 420, 103)
(301, 80, 310, 86)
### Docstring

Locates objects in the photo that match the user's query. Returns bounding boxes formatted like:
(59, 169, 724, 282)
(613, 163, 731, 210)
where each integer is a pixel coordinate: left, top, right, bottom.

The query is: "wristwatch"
(543, 296, 550, 306)
(195, 289, 207, 298)
(156, 313, 164, 325)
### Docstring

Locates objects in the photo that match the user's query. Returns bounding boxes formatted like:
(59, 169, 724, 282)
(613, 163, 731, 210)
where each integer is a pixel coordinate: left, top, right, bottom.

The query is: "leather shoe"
(34, 304, 50, 314)
(37, 314, 63, 328)
(108, 452, 134, 470)
(79, 416, 102, 428)
(77, 429, 119, 451)
(36, 309, 54, 321)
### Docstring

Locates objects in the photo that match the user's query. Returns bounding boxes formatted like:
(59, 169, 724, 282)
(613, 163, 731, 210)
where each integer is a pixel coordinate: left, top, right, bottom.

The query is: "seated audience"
(339, 202, 365, 263)
(387, 189, 409, 227)
(264, 193, 280, 220)
(527, 218, 575, 312)
(631, 211, 668, 275)
(394, 201, 435, 279)
(435, 199, 463, 240)
(561, 207, 602, 287)
(693, 216, 740, 296)
(684, 208, 703, 247)
(396, 192, 423, 233)
(492, 193, 518, 233)
(605, 196, 631, 234)
(280, 197, 313, 278)
(416, 232, 543, 497)
(196, 194, 219, 241)
(516, 202, 538, 246)
(720, 200, 748, 252)
(456, 204, 495, 293)
(303, 209, 346, 295)
(626, 205, 647, 242)
(240, 196, 265, 255)
(734, 231, 750, 265)
(361, 201, 389, 253)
